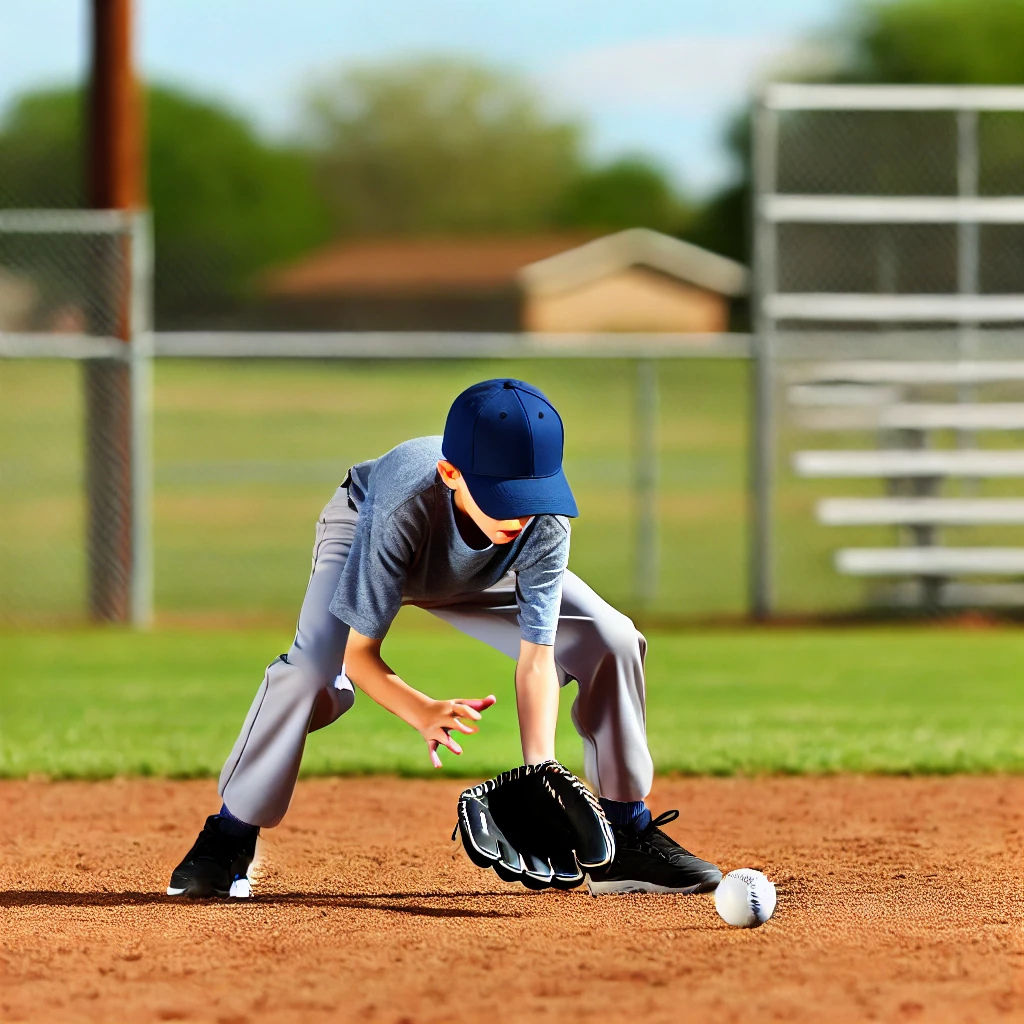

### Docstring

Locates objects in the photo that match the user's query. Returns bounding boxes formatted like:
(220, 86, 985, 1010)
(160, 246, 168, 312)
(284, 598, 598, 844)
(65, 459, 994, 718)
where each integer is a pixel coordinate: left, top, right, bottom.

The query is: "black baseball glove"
(455, 761, 615, 890)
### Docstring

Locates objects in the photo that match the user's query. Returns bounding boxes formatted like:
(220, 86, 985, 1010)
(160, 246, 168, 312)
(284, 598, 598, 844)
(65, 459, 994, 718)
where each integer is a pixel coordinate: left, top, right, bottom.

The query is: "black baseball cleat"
(586, 810, 722, 895)
(166, 815, 257, 898)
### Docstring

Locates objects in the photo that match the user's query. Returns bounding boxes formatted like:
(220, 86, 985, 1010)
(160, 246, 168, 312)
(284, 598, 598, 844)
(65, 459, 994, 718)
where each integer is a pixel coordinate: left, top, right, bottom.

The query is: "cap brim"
(461, 467, 578, 519)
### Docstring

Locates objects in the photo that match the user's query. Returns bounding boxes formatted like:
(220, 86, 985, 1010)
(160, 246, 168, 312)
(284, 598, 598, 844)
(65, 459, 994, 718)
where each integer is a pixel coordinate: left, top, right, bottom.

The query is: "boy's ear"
(437, 460, 461, 489)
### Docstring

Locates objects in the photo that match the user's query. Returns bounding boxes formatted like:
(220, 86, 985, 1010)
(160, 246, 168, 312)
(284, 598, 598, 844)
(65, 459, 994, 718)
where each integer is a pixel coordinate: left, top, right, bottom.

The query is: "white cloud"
(536, 34, 840, 192)
(542, 35, 824, 115)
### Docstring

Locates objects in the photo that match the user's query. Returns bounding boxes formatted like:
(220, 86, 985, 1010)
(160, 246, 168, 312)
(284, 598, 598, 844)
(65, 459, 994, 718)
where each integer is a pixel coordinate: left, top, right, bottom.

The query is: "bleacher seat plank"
(788, 383, 901, 407)
(793, 361, 1024, 386)
(836, 547, 1024, 575)
(818, 497, 1024, 525)
(794, 449, 1024, 477)
(796, 402, 1024, 431)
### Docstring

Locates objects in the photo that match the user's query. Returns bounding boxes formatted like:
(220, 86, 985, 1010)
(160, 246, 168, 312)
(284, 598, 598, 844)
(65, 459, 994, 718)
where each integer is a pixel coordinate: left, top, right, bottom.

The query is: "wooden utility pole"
(85, 0, 144, 621)
(89, 0, 143, 210)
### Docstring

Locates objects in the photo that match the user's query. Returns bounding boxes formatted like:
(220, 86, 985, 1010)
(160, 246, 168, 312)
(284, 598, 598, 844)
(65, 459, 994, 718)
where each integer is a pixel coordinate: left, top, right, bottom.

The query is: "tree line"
(0, 0, 1020, 328)
(0, 61, 685, 326)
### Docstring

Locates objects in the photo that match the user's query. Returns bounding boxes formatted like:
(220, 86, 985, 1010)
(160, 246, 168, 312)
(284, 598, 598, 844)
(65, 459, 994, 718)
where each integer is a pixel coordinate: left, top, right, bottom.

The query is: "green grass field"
(6, 357, 1024, 784)
(4, 618, 1024, 779)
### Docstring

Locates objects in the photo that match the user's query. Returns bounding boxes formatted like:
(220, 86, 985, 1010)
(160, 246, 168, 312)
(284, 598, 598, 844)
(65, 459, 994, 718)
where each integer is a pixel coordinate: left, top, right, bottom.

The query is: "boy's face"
(437, 460, 532, 545)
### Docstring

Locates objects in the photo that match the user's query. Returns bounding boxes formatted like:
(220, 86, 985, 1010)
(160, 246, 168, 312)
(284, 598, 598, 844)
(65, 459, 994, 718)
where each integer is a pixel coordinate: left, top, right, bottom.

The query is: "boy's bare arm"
(515, 640, 559, 764)
(345, 629, 495, 767)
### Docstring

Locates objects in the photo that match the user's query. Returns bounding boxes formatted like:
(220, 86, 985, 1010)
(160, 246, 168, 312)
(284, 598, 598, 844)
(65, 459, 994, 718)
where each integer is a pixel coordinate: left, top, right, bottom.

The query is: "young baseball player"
(167, 378, 722, 897)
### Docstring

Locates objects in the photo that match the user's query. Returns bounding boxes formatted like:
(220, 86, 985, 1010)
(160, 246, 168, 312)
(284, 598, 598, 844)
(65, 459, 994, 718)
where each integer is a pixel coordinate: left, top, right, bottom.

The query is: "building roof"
(262, 234, 597, 296)
(261, 228, 748, 299)
(518, 228, 749, 298)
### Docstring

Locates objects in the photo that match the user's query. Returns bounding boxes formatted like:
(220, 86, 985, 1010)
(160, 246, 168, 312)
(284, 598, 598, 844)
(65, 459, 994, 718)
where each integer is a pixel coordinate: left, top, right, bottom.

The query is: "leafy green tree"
(0, 89, 83, 208)
(843, 0, 1024, 84)
(304, 58, 583, 234)
(146, 88, 328, 324)
(0, 84, 329, 326)
(555, 157, 689, 233)
(692, 0, 1024, 267)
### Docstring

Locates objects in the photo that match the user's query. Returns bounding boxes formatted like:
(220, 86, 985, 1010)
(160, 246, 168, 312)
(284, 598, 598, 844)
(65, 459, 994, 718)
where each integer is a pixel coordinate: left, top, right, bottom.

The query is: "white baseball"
(714, 869, 776, 928)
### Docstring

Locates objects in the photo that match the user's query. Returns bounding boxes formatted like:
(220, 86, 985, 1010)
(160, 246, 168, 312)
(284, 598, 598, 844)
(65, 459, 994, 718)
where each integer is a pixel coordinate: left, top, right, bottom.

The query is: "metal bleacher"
(750, 86, 1024, 615)
(790, 362, 1024, 608)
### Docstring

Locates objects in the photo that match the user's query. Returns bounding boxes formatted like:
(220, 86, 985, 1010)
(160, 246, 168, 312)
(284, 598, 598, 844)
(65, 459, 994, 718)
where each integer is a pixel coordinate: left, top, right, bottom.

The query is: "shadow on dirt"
(0, 889, 531, 917)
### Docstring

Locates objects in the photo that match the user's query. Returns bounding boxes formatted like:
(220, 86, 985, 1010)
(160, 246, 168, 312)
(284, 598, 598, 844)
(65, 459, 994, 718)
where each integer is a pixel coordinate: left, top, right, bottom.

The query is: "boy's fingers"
(439, 732, 463, 756)
(458, 695, 496, 712)
(452, 703, 482, 722)
(427, 739, 442, 769)
(450, 718, 477, 735)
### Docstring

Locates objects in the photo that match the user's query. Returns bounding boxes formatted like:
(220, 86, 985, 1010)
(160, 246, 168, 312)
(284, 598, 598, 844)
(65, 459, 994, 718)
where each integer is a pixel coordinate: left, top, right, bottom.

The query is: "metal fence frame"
(11, 87, 1024, 630)
(0, 208, 153, 625)
(751, 83, 1024, 619)
(154, 331, 751, 617)
(1, 248, 751, 624)
(13, 322, 1024, 625)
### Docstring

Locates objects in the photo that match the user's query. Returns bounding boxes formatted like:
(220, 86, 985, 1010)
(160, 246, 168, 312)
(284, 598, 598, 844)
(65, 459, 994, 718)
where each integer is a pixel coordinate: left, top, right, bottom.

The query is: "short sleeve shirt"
(329, 437, 570, 645)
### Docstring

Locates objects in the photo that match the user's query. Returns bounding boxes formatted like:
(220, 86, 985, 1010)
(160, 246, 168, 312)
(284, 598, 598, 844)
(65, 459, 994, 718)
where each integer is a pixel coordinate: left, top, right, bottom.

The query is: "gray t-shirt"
(329, 436, 570, 645)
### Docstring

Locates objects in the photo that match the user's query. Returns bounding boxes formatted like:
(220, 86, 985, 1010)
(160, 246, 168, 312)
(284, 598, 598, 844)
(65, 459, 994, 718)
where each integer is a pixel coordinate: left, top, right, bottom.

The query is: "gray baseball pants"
(218, 484, 654, 827)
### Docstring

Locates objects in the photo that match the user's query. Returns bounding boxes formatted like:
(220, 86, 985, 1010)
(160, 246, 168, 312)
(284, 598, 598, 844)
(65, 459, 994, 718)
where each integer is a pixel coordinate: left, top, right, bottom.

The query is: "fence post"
(129, 211, 153, 627)
(83, 352, 133, 621)
(633, 358, 659, 610)
(750, 97, 779, 619)
(85, 0, 144, 622)
(956, 108, 980, 473)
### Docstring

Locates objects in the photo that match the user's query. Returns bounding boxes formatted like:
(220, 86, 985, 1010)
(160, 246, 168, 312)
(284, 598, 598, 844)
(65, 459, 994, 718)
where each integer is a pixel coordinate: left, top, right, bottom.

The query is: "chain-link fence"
(0, 210, 151, 626)
(761, 94, 1024, 328)
(753, 86, 1024, 616)
(0, 212, 132, 338)
(1, 208, 753, 629)
(13, 85, 1024, 627)
(2, 344, 752, 627)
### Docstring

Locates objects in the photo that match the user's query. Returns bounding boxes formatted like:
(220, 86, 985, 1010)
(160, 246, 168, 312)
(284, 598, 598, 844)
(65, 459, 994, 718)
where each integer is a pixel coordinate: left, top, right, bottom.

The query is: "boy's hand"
(418, 695, 496, 768)
(343, 632, 496, 767)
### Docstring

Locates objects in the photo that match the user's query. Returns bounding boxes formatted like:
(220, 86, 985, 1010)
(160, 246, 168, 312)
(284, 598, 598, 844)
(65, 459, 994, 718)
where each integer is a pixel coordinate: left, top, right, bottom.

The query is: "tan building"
(519, 229, 747, 334)
(257, 229, 746, 333)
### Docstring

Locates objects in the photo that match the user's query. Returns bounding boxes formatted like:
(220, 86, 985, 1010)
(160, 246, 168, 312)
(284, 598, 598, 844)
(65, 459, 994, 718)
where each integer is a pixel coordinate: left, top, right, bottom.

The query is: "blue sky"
(1, 0, 846, 194)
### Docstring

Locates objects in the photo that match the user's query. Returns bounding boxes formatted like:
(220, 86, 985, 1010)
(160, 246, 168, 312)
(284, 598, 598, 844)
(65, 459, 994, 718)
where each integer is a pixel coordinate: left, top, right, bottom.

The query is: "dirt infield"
(2, 776, 1022, 1024)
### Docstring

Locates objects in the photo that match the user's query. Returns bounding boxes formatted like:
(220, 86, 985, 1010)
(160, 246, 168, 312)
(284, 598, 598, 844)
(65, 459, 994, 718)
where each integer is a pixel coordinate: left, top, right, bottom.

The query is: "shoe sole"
(586, 876, 720, 896)
(165, 877, 252, 899)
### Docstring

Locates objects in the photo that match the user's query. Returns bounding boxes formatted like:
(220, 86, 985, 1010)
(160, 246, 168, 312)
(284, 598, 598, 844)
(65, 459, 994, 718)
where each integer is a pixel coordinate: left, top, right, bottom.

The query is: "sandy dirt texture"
(2, 775, 1023, 1024)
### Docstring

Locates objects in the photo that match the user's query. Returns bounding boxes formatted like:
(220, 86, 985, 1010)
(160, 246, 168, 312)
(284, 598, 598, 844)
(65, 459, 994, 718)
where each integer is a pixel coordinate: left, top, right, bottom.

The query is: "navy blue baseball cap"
(442, 379, 578, 519)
